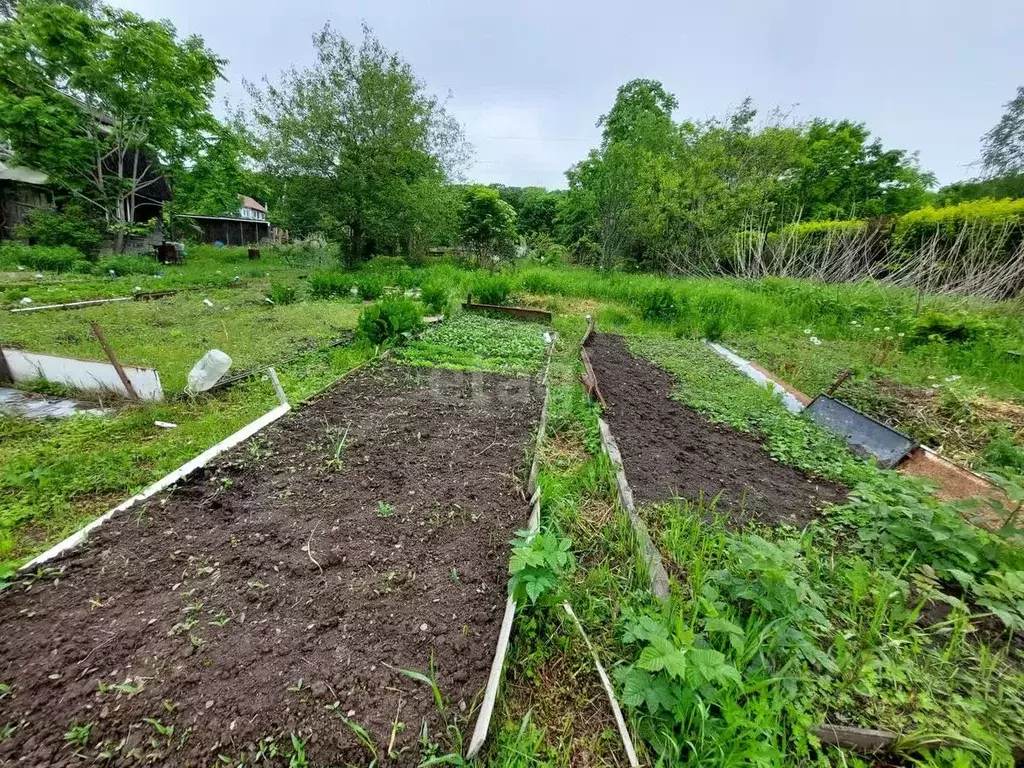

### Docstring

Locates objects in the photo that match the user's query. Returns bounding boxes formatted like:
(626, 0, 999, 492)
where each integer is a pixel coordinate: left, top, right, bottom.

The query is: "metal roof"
(0, 159, 49, 185)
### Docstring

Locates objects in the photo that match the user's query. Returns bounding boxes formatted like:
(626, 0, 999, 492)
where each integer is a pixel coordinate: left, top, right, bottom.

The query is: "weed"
(268, 283, 299, 305)
(508, 529, 575, 606)
(376, 501, 395, 518)
(325, 423, 350, 471)
(472, 274, 511, 305)
(64, 722, 92, 749)
(357, 297, 424, 345)
(340, 717, 377, 765)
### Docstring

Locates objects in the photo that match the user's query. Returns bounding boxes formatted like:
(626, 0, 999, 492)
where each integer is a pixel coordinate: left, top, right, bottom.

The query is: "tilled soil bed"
(588, 334, 845, 526)
(0, 363, 542, 766)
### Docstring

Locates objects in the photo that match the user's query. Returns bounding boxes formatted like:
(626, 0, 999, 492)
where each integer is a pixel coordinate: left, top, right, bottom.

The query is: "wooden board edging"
(463, 301, 552, 322)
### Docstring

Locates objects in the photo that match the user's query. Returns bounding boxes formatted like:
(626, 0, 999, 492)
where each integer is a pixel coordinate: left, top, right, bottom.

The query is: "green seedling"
(64, 722, 92, 749)
(0, 683, 10, 700)
(325, 424, 350, 471)
(209, 612, 230, 627)
(339, 718, 377, 764)
(287, 678, 307, 693)
(289, 733, 309, 768)
(376, 501, 395, 518)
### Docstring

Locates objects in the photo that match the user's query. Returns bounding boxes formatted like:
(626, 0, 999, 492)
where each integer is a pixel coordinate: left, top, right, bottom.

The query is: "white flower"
(927, 376, 936, 380)
(884, 326, 890, 331)
(931, 384, 941, 389)
(945, 375, 961, 382)
(810, 336, 822, 346)
(851, 320, 858, 325)
(873, 327, 880, 332)
(803, 328, 812, 334)
(898, 332, 905, 337)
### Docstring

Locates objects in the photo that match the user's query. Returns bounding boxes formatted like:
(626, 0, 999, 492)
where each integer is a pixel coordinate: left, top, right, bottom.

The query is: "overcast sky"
(116, 0, 1022, 190)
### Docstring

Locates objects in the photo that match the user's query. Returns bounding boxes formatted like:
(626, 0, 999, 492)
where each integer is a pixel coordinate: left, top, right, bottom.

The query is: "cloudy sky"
(116, 0, 1021, 190)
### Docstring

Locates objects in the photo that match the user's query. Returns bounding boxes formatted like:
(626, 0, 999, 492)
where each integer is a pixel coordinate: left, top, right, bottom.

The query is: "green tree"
(459, 185, 518, 262)
(243, 23, 468, 266)
(788, 119, 933, 219)
(981, 86, 1024, 178)
(0, 1, 224, 250)
(170, 127, 248, 218)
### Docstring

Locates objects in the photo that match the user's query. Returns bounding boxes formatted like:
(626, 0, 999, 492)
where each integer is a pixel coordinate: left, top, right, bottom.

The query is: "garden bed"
(0, 363, 542, 766)
(586, 333, 845, 526)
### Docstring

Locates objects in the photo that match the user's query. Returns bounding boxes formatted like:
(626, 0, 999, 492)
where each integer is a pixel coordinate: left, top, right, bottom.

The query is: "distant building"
(179, 195, 271, 245)
(0, 153, 53, 240)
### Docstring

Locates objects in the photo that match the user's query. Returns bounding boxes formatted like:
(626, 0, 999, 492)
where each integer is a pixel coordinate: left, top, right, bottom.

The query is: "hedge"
(892, 198, 1024, 258)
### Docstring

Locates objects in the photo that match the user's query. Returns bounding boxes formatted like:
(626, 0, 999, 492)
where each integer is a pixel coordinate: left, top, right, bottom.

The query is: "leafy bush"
(354, 274, 384, 300)
(419, 281, 449, 314)
(833, 473, 1024, 630)
(892, 198, 1024, 257)
(472, 274, 511, 305)
(909, 310, 993, 345)
(637, 287, 678, 321)
(356, 297, 424, 345)
(15, 204, 104, 257)
(272, 236, 337, 267)
(982, 433, 1024, 473)
(0, 243, 90, 273)
(268, 283, 298, 305)
(308, 271, 351, 299)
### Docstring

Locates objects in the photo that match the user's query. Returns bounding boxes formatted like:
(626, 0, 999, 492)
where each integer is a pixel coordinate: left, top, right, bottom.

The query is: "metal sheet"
(2, 348, 164, 401)
(806, 394, 916, 468)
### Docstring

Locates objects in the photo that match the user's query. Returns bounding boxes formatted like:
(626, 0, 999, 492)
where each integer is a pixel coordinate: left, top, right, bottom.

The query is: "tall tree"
(459, 185, 517, 262)
(243, 23, 468, 265)
(0, 1, 224, 250)
(981, 86, 1024, 178)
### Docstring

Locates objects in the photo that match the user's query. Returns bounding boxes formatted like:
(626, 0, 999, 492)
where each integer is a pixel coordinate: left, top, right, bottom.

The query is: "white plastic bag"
(186, 349, 232, 394)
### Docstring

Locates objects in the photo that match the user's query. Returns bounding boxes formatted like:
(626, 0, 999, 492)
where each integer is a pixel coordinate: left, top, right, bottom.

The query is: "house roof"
(241, 196, 267, 213)
(0, 159, 49, 185)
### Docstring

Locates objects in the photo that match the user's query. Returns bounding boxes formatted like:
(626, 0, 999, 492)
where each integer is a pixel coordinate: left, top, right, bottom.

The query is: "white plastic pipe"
(705, 341, 805, 415)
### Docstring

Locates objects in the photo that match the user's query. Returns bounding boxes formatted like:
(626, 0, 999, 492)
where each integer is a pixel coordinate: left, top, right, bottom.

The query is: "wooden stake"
(825, 369, 853, 397)
(90, 321, 139, 401)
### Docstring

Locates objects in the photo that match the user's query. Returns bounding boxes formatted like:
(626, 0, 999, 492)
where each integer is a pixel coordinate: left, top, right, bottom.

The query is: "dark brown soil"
(0, 364, 541, 767)
(587, 334, 846, 527)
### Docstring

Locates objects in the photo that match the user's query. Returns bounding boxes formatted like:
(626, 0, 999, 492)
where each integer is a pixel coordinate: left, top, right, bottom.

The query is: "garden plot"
(0, 362, 542, 766)
(586, 333, 845, 526)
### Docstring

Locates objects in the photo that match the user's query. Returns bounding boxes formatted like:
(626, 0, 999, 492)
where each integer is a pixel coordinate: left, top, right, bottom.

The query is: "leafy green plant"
(354, 274, 385, 300)
(308, 271, 352, 299)
(472, 274, 512, 305)
(15, 204, 104, 257)
(0, 243, 91, 273)
(64, 722, 92, 749)
(268, 283, 298, 305)
(909, 310, 993, 345)
(637, 287, 678, 321)
(376, 501, 395, 518)
(508, 529, 575, 605)
(419, 281, 449, 314)
(356, 297, 424, 345)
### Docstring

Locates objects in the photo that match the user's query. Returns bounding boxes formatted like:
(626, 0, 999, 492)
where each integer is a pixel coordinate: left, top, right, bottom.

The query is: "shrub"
(357, 297, 424, 345)
(0, 243, 90, 273)
(419, 281, 449, 314)
(268, 283, 298, 305)
(15, 204, 104, 258)
(637, 287, 678, 321)
(272, 235, 337, 267)
(892, 199, 1024, 258)
(354, 274, 385, 300)
(308, 271, 351, 299)
(982, 433, 1024, 473)
(472, 274, 511, 305)
(909, 310, 993, 345)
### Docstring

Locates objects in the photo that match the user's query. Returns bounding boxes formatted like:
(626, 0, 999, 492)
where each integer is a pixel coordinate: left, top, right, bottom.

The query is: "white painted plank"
(3, 348, 163, 401)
